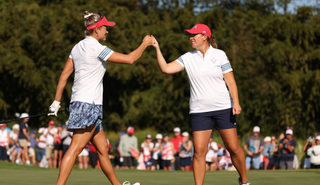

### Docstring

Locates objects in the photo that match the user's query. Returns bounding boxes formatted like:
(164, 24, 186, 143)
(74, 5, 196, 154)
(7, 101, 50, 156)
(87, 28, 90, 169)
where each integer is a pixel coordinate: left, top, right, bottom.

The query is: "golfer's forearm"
(126, 43, 148, 64)
(155, 48, 169, 73)
(55, 77, 68, 102)
(228, 81, 240, 105)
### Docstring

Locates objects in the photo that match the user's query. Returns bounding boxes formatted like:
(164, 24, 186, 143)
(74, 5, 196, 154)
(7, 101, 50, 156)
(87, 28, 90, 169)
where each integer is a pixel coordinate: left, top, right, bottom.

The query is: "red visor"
(86, 16, 116, 30)
(184, 24, 211, 38)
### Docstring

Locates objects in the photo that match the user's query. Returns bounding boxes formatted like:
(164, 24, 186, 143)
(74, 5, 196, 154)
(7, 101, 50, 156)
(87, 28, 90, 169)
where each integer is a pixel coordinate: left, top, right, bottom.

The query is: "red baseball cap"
(184, 24, 211, 38)
(0, 123, 6, 127)
(127, 126, 134, 135)
(48, 120, 55, 125)
(86, 15, 116, 30)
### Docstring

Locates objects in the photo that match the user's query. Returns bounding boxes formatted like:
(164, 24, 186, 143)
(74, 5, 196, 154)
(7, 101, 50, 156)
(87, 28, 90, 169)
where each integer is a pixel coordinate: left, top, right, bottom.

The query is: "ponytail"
(207, 35, 217, 48)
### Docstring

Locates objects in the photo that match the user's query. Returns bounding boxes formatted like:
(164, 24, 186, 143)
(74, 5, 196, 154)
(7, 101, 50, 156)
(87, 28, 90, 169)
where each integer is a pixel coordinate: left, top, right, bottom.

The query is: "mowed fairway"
(1, 162, 319, 185)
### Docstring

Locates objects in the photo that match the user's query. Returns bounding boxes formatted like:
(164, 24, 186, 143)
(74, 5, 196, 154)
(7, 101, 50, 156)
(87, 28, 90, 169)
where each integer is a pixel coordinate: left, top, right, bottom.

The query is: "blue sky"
(276, 0, 319, 13)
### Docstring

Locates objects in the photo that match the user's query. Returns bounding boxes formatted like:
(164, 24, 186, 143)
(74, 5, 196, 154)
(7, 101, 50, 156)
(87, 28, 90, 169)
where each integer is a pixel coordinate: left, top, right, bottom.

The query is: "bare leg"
(219, 128, 247, 182)
(32, 154, 36, 166)
(54, 150, 58, 168)
(23, 146, 30, 163)
(16, 149, 22, 163)
(90, 130, 121, 185)
(185, 165, 190, 171)
(181, 166, 185, 171)
(84, 155, 89, 169)
(48, 158, 52, 168)
(192, 130, 211, 185)
(56, 125, 96, 185)
(58, 150, 63, 168)
(78, 156, 83, 169)
(11, 150, 17, 163)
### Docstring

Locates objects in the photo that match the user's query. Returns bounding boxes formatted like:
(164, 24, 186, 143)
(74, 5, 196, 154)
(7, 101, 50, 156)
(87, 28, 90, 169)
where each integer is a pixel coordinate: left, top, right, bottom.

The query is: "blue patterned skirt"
(67, 101, 103, 132)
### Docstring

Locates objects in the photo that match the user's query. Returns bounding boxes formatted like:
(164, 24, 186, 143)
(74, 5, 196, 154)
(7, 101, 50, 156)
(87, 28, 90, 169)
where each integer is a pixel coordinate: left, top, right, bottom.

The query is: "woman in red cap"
(48, 11, 150, 185)
(151, 24, 249, 185)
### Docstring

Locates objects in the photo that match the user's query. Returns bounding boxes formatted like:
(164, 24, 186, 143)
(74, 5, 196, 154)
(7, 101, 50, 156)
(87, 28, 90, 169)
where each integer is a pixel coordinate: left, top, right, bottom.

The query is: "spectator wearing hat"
(206, 135, 219, 171)
(119, 126, 138, 169)
(0, 123, 10, 161)
(28, 130, 38, 166)
(179, 132, 193, 171)
(262, 136, 274, 170)
(36, 128, 47, 166)
(171, 127, 183, 171)
(160, 133, 174, 171)
(61, 121, 73, 158)
(113, 131, 125, 169)
(141, 134, 153, 170)
(43, 120, 57, 168)
(9, 124, 20, 163)
(278, 127, 297, 169)
(216, 151, 227, 170)
(302, 135, 313, 169)
(151, 134, 162, 170)
(244, 126, 264, 170)
(16, 113, 31, 165)
(307, 135, 320, 169)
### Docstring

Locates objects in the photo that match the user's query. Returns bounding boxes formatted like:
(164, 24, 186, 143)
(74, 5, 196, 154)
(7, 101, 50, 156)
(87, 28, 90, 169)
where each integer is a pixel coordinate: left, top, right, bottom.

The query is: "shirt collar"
(195, 45, 214, 57)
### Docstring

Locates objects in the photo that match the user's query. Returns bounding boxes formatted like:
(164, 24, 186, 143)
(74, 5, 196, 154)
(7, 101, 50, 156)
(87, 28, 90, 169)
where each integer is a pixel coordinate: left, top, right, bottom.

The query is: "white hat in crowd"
(20, 113, 29, 119)
(316, 135, 320, 141)
(286, 129, 293, 135)
(182, 132, 189, 137)
(12, 124, 19, 130)
(253, 126, 260, 133)
(264, 136, 271, 142)
(173, 127, 181, 133)
(156, 134, 163, 139)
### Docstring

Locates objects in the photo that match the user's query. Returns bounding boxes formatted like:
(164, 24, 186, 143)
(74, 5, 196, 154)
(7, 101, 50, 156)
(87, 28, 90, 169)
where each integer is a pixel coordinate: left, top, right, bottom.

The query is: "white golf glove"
(48, 100, 61, 116)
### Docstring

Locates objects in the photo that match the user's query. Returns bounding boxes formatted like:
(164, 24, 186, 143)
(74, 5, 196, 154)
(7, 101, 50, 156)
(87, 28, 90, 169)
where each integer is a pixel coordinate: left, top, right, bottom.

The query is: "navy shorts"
(161, 160, 171, 167)
(190, 108, 236, 132)
(180, 157, 192, 166)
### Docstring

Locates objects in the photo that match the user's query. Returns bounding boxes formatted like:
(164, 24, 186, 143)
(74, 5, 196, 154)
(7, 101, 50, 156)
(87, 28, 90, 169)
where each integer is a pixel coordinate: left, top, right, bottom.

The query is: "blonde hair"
(82, 11, 101, 36)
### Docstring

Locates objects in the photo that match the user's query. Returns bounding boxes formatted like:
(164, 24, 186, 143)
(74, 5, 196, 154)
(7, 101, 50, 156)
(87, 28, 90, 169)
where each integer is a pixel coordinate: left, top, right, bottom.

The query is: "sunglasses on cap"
(97, 12, 104, 20)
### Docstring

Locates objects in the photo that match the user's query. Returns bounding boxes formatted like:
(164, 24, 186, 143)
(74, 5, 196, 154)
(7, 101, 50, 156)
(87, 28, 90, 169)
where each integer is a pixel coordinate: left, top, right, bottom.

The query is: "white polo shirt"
(176, 46, 233, 113)
(69, 36, 114, 105)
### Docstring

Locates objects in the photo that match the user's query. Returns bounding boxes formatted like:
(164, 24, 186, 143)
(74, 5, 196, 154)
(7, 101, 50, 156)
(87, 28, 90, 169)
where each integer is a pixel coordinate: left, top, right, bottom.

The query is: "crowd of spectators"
(1, 114, 320, 171)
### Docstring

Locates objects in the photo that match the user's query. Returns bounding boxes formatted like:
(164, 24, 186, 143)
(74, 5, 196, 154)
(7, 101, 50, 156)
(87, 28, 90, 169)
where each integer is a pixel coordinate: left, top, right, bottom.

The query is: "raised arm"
(223, 72, 241, 115)
(107, 35, 153, 64)
(151, 36, 183, 74)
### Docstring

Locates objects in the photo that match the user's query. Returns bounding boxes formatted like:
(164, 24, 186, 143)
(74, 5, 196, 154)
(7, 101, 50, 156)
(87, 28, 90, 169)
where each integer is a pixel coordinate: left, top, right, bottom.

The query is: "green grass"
(1, 162, 319, 185)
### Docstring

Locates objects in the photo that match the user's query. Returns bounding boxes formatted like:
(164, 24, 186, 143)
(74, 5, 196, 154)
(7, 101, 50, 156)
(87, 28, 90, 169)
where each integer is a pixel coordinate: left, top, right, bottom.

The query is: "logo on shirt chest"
(211, 57, 217, 64)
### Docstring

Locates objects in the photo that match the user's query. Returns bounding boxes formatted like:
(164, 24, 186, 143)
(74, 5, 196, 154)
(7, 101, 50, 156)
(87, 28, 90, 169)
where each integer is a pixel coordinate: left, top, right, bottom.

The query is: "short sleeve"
(220, 52, 233, 74)
(97, 45, 114, 61)
(175, 56, 185, 69)
(260, 138, 264, 147)
(244, 137, 250, 146)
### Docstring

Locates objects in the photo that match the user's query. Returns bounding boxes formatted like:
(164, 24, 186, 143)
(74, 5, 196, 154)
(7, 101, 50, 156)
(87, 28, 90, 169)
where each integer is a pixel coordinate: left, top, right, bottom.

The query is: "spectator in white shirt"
(307, 135, 320, 169)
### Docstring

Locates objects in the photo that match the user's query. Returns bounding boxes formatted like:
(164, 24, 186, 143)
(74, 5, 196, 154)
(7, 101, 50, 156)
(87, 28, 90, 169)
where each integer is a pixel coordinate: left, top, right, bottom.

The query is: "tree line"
(0, 0, 319, 138)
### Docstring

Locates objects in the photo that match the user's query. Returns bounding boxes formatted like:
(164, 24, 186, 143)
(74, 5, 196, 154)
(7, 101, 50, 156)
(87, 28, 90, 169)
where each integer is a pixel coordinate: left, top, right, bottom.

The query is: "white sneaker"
(238, 178, 250, 185)
(15, 160, 21, 165)
(123, 181, 141, 185)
